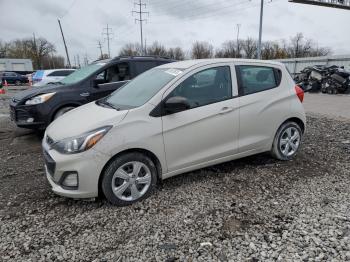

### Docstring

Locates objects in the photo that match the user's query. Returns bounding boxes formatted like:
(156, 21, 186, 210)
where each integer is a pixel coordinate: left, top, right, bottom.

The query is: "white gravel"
(0, 100, 349, 261)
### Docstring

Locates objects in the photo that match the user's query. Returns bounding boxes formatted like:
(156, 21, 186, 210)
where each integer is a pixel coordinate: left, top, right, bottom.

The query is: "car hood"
(46, 101, 129, 140)
(12, 84, 66, 103)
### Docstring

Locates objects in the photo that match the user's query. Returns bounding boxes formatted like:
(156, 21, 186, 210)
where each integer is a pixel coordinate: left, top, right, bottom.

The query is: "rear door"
(235, 63, 291, 153)
(161, 63, 240, 172)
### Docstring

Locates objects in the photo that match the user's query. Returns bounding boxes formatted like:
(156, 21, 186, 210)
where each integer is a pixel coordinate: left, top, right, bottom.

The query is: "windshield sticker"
(165, 68, 183, 76)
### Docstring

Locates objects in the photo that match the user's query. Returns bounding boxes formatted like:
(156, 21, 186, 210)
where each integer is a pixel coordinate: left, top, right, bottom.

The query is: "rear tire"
(102, 153, 157, 206)
(53, 106, 75, 120)
(15, 80, 21, 86)
(271, 122, 303, 161)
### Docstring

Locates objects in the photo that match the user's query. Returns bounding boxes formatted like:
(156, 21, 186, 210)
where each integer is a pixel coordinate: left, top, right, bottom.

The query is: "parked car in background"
(42, 59, 306, 206)
(32, 69, 76, 86)
(10, 56, 175, 129)
(0, 71, 29, 85)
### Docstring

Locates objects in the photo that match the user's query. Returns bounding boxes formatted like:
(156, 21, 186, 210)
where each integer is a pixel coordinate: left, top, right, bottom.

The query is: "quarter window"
(168, 66, 232, 109)
(236, 65, 280, 95)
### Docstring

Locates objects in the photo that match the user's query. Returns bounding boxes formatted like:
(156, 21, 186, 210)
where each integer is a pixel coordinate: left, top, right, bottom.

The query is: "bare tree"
(167, 47, 185, 60)
(119, 43, 142, 56)
(98, 54, 109, 60)
(215, 40, 239, 58)
(241, 38, 257, 59)
(146, 41, 168, 57)
(191, 41, 213, 59)
(3, 37, 58, 69)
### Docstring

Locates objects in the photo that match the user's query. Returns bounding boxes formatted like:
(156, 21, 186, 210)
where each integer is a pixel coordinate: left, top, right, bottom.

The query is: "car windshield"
(105, 68, 180, 109)
(60, 62, 106, 85)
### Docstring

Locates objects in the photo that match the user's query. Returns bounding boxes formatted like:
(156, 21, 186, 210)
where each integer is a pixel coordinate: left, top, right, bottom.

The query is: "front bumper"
(43, 139, 110, 199)
(10, 102, 51, 129)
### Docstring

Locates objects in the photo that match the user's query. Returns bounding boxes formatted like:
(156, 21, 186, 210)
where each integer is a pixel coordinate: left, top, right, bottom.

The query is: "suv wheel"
(271, 122, 302, 161)
(53, 106, 75, 120)
(102, 153, 157, 206)
(15, 80, 21, 86)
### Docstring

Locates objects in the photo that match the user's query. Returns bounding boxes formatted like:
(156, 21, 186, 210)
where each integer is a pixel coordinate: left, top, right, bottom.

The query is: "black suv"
(10, 56, 175, 130)
(1, 71, 29, 85)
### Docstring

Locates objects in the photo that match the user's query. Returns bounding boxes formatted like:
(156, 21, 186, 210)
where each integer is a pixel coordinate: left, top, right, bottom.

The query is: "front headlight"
(51, 126, 112, 154)
(25, 92, 56, 105)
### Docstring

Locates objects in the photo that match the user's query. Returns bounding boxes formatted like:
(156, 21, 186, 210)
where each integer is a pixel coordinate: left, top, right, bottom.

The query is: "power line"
(132, 0, 149, 55)
(102, 24, 113, 58)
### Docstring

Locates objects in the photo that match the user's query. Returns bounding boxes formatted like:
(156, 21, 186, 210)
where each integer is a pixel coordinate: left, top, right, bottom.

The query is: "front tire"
(271, 122, 303, 161)
(102, 153, 157, 206)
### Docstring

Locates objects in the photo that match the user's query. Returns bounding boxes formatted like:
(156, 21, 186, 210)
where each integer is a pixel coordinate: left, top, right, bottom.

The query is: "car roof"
(94, 56, 175, 64)
(157, 58, 284, 69)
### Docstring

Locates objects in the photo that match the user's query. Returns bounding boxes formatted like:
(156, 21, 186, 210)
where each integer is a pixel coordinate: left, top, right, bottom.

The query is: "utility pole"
(257, 0, 264, 59)
(236, 24, 241, 58)
(32, 33, 39, 69)
(97, 41, 103, 59)
(132, 0, 149, 55)
(57, 19, 71, 68)
(102, 24, 113, 58)
(77, 54, 80, 68)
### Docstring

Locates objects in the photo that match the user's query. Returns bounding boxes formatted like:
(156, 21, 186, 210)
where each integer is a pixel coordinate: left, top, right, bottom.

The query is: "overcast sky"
(0, 0, 349, 64)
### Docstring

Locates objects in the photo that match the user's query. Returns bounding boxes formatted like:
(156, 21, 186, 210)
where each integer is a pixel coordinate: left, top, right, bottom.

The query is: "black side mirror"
(93, 79, 106, 88)
(164, 96, 190, 114)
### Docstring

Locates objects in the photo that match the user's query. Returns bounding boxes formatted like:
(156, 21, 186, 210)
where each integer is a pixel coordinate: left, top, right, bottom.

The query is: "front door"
(162, 64, 239, 172)
(89, 62, 131, 101)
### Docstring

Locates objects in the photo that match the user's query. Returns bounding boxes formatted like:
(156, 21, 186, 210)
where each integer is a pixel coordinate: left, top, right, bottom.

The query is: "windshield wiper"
(96, 99, 120, 111)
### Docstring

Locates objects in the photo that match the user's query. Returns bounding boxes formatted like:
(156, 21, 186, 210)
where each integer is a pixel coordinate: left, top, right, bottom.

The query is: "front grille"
(43, 150, 56, 176)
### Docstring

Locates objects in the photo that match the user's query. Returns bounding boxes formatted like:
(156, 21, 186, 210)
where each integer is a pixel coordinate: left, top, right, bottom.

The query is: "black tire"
(15, 80, 21, 86)
(53, 106, 75, 120)
(271, 121, 303, 161)
(102, 153, 157, 206)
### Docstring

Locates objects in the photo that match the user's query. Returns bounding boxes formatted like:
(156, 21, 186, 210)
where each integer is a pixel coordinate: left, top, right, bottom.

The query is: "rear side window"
(236, 65, 281, 96)
(47, 70, 74, 77)
(134, 61, 158, 75)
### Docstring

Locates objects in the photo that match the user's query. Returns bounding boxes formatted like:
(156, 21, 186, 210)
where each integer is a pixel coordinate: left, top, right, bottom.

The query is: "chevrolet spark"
(42, 59, 306, 206)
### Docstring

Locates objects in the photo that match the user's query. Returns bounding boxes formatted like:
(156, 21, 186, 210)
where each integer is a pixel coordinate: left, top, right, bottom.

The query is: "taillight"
(295, 85, 304, 103)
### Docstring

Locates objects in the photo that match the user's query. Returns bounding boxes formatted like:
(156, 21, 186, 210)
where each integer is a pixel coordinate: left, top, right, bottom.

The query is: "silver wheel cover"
(111, 161, 152, 201)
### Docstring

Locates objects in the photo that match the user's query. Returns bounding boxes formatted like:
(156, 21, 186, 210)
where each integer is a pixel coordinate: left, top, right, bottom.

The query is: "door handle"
(80, 92, 90, 97)
(219, 106, 234, 115)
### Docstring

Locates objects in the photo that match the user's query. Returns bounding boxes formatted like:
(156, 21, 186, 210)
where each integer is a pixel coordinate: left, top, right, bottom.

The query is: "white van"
(42, 59, 306, 206)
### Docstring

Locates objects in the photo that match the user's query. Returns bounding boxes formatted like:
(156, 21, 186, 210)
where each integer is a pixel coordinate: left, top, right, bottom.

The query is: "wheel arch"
(98, 148, 163, 197)
(282, 117, 305, 134)
(51, 103, 82, 122)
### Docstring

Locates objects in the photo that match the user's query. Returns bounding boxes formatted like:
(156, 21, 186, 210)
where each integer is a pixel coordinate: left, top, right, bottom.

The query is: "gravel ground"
(1, 91, 350, 261)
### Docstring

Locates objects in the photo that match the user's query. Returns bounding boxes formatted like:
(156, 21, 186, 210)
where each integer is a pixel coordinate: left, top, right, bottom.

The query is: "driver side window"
(168, 66, 232, 109)
(94, 62, 130, 85)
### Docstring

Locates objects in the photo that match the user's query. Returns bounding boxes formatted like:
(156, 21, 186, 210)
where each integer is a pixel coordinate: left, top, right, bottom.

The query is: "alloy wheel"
(279, 127, 300, 157)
